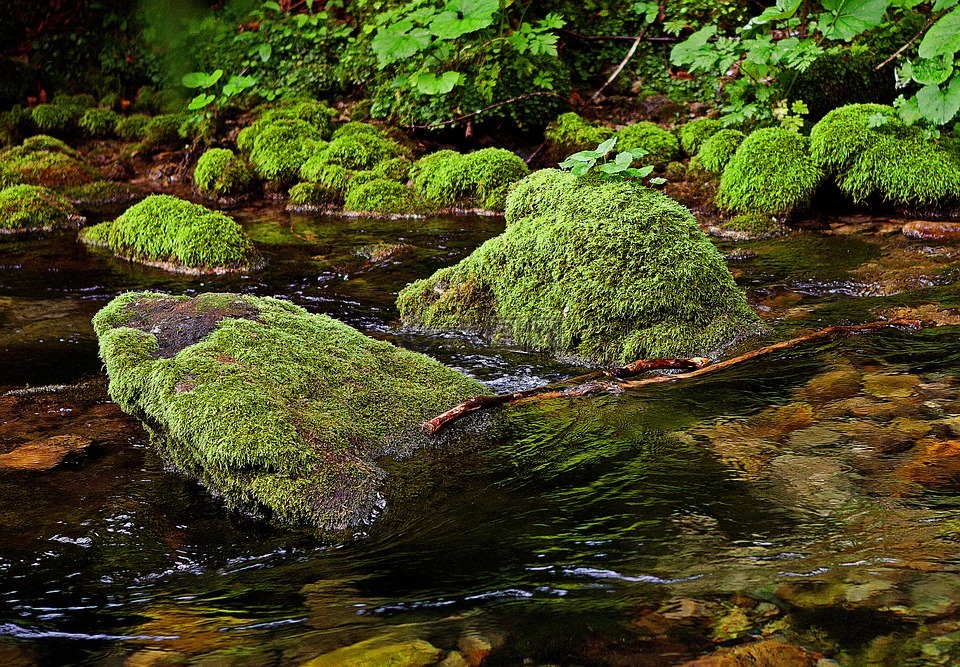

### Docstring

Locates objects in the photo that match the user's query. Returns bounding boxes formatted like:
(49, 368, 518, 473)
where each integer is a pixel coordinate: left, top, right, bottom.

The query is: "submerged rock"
(80, 195, 261, 274)
(398, 170, 764, 364)
(0, 434, 91, 470)
(92, 292, 487, 530)
(902, 220, 960, 242)
(301, 635, 443, 667)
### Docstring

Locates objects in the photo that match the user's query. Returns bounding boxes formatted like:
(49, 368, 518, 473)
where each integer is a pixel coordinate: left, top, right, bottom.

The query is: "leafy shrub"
(194, 148, 255, 199)
(79, 108, 121, 138)
(0, 184, 79, 232)
(80, 194, 260, 272)
(616, 122, 680, 169)
(679, 118, 722, 155)
(697, 129, 746, 174)
(344, 179, 422, 215)
(716, 128, 823, 216)
(544, 113, 614, 153)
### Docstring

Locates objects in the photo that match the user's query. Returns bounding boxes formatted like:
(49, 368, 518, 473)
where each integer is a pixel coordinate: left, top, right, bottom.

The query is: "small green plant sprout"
(558, 137, 667, 185)
(773, 100, 809, 133)
(182, 69, 257, 111)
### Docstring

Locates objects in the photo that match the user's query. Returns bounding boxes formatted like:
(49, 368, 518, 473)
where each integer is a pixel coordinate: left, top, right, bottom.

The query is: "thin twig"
(407, 92, 569, 131)
(586, 28, 647, 106)
(422, 318, 923, 435)
(875, 11, 944, 71)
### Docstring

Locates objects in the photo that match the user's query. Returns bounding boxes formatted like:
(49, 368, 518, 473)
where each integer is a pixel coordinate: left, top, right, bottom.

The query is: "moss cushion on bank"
(92, 292, 487, 530)
(80, 194, 260, 273)
(0, 184, 81, 232)
(398, 170, 763, 364)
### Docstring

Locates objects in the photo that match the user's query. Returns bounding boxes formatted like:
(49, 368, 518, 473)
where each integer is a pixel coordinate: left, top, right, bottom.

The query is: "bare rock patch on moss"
(93, 292, 488, 530)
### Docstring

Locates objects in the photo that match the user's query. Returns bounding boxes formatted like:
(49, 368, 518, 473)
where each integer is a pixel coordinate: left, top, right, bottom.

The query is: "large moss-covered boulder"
(92, 292, 487, 530)
(0, 184, 82, 233)
(0, 135, 102, 189)
(398, 170, 763, 364)
(80, 195, 261, 274)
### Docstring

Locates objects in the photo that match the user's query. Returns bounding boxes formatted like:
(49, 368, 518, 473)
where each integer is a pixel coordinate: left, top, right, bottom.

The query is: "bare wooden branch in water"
(421, 318, 924, 435)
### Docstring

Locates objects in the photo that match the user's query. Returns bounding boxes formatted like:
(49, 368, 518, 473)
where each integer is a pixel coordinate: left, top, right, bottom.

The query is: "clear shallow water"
(1, 206, 959, 666)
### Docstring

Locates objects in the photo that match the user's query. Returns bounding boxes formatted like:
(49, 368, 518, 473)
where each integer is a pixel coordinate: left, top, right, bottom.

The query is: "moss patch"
(287, 182, 340, 211)
(80, 194, 261, 274)
(79, 108, 121, 138)
(193, 148, 256, 200)
(92, 291, 487, 530)
(62, 181, 144, 208)
(616, 122, 680, 169)
(716, 128, 823, 216)
(697, 129, 746, 174)
(398, 170, 763, 364)
(410, 148, 529, 212)
(0, 184, 82, 233)
(679, 118, 722, 155)
(344, 179, 423, 215)
(247, 120, 326, 184)
(544, 112, 614, 153)
(0, 141, 102, 190)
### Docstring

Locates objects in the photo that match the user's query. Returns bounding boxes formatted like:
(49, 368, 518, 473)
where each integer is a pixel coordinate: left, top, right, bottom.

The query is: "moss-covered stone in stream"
(716, 128, 823, 216)
(344, 179, 423, 215)
(62, 181, 143, 208)
(79, 194, 261, 274)
(697, 129, 746, 174)
(92, 291, 488, 530)
(398, 170, 764, 364)
(0, 184, 82, 233)
(409, 148, 529, 212)
(193, 148, 256, 200)
(115, 114, 151, 142)
(810, 103, 960, 207)
(0, 136, 102, 190)
(679, 118, 722, 155)
(615, 121, 680, 169)
(247, 119, 326, 184)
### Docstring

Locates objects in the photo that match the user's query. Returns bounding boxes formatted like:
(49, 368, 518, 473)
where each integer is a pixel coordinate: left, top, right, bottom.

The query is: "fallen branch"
(422, 318, 923, 435)
(585, 24, 650, 106)
(875, 11, 945, 71)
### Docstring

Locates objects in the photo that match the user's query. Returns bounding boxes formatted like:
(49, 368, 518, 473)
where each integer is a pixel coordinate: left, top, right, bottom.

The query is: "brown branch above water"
(421, 318, 924, 435)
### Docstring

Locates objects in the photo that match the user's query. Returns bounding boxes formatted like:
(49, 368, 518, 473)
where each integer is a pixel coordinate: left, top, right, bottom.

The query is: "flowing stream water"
(1, 205, 959, 665)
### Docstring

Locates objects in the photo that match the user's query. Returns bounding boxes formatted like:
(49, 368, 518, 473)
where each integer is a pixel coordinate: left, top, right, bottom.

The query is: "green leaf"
(599, 162, 628, 173)
(866, 112, 888, 127)
(755, 0, 803, 25)
(649, 176, 667, 185)
(614, 151, 634, 167)
(430, 0, 498, 39)
(626, 147, 649, 160)
(188, 93, 215, 110)
(372, 22, 434, 68)
(818, 0, 888, 42)
(631, 1, 660, 24)
(916, 77, 960, 125)
(670, 25, 717, 67)
(595, 137, 618, 156)
(905, 56, 955, 85)
(222, 75, 257, 98)
(571, 162, 593, 176)
(919, 7, 960, 59)
(565, 150, 601, 161)
(414, 71, 462, 95)
(624, 165, 654, 178)
(258, 43, 272, 62)
(933, 0, 959, 12)
(182, 71, 212, 89)
(262, 1, 281, 11)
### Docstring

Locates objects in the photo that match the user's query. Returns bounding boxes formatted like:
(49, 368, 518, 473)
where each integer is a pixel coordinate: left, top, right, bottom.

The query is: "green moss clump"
(720, 212, 783, 236)
(116, 114, 152, 142)
(330, 121, 382, 140)
(80, 194, 261, 273)
(79, 108, 121, 138)
(237, 102, 336, 154)
(716, 128, 823, 216)
(410, 148, 528, 211)
(31, 104, 77, 135)
(53, 93, 97, 111)
(398, 170, 763, 364)
(312, 134, 404, 171)
(665, 161, 687, 181)
(62, 181, 143, 208)
(791, 46, 894, 122)
(91, 291, 486, 529)
(0, 184, 80, 232)
(299, 160, 350, 199)
(193, 148, 255, 199)
(809, 103, 960, 206)
(371, 156, 412, 182)
(248, 120, 325, 184)
(616, 122, 681, 169)
(679, 118, 723, 155)
(141, 114, 186, 149)
(697, 129, 746, 174)
(288, 182, 340, 210)
(544, 112, 614, 153)
(344, 179, 422, 215)
(0, 106, 34, 146)
(0, 141, 102, 190)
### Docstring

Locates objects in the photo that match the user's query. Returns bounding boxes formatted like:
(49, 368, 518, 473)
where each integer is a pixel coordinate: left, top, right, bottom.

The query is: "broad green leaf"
(262, 1, 281, 11)
(818, 0, 888, 42)
(431, 0, 498, 39)
(599, 162, 628, 173)
(182, 71, 213, 89)
(188, 93, 215, 110)
(866, 112, 888, 127)
(756, 0, 803, 25)
(595, 137, 617, 156)
(626, 148, 648, 159)
(372, 22, 433, 67)
(631, 1, 660, 24)
(614, 151, 634, 167)
(916, 77, 960, 124)
(415, 70, 461, 95)
(933, 0, 959, 12)
(571, 162, 593, 176)
(904, 56, 954, 86)
(625, 165, 654, 178)
(670, 25, 717, 67)
(649, 176, 667, 185)
(258, 43, 272, 62)
(222, 75, 257, 98)
(919, 8, 960, 59)
(566, 150, 601, 161)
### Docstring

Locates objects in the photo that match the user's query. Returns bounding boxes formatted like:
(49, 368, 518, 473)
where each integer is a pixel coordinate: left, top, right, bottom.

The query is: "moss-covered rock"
(237, 102, 335, 155)
(79, 108, 121, 138)
(0, 184, 82, 233)
(713, 212, 786, 239)
(116, 114, 152, 142)
(716, 128, 823, 216)
(371, 156, 412, 182)
(311, 134, 404, 171)
(193, 148, 256, 200)
(62, 181, 143, 208)
(0, 138, 102, 190)
(31, 103, 77, 135)
(287, 182, 340, 211)
(544, 112, 614, 153)
(697, 129, 746, 174)
(809, 104, 960, 207)
(80, 195, 261, 274)
(141, 114, 186, 149)
(679, 118, 722, 155)
(92, 291, 487, 529)
(344, 179, 422, 215)
(299, 160, 351, 201)
(410, 148, 528, 212)
(616, 122, 681, 169)
(398, 170, 763, 363)
(330, 121, 382, 141)
(247, 120, 326, 184)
